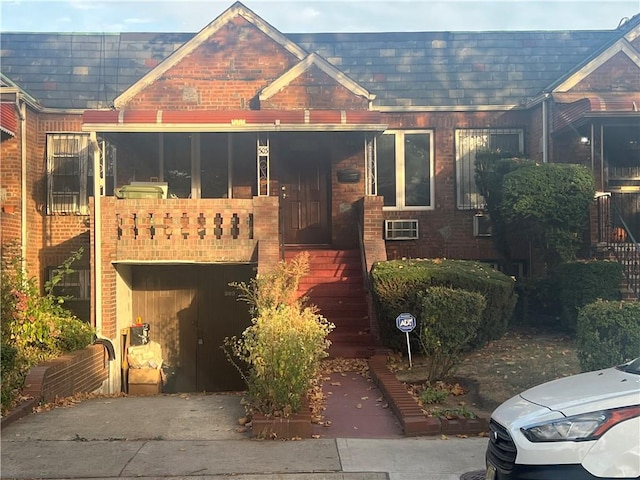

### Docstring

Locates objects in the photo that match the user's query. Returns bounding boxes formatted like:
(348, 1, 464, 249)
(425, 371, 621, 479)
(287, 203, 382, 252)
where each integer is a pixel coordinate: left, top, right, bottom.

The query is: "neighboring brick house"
(1, 2, 638, 393)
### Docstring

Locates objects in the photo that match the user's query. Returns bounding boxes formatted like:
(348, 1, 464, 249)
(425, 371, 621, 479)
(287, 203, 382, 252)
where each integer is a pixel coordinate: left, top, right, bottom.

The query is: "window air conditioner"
(384, 219, 419, 240)
(473, 213, 492, 237)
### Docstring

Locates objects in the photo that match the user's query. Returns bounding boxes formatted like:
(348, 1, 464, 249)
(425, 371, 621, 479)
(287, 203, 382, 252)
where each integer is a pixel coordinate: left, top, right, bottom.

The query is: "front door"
(280, 154, 330, 244)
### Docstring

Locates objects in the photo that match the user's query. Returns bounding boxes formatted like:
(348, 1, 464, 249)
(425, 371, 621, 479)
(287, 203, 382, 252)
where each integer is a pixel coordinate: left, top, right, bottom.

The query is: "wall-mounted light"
(580, 136, 590, 146)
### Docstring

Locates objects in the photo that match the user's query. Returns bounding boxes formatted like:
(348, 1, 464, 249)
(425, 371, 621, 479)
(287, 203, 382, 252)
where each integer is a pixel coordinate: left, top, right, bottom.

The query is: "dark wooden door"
(196, 264, 253, 392)
(132, 266, 198, 392)
(281, 155, 330, 244)
(131, 264, 253, 393)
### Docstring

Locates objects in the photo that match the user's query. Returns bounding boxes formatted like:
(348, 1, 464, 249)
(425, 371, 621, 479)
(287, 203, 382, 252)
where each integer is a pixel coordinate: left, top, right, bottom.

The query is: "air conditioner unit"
(384, 219, 419, 240)
(473, 213, 492, 237)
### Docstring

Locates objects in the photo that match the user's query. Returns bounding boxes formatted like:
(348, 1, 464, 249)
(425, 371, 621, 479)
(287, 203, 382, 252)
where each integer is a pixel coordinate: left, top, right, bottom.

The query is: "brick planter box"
(368, 354, 489, 437)
(251, 410, 312, 439)
(1, 344, 111, 429)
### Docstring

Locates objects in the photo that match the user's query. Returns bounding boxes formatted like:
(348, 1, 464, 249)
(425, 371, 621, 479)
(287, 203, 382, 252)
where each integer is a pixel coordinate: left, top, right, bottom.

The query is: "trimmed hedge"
(370, 259, 517, 350)
(416, 286, 486, 381)
(576, 300, 640, 372)
(555, 260, 623, 331)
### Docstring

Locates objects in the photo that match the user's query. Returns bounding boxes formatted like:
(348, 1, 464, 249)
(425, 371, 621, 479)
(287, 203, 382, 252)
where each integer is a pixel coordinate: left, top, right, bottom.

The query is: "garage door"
(132, 264, 254, 392)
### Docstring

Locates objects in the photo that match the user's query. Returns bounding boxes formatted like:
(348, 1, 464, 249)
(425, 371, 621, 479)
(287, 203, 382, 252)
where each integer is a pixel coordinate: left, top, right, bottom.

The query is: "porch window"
(377, 130, 433, 210)
(455, 128, 523, 209)
(47, 133, 90, 214)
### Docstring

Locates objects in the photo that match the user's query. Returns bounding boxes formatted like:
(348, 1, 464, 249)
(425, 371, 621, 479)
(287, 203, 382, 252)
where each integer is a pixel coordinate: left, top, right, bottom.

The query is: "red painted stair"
(285, 248, 379, 358)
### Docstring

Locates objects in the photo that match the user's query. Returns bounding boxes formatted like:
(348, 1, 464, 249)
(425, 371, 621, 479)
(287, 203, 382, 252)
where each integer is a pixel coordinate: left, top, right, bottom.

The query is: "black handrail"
(602, 195, 640, 300)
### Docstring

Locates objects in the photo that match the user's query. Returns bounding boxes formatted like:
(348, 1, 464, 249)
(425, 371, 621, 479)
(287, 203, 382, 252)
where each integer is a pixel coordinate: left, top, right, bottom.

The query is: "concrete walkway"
(1, 394, 488, 480)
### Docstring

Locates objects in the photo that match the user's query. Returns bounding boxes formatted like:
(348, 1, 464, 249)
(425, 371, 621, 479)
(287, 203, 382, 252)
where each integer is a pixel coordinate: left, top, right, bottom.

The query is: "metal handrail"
(608, 198, 640, 300)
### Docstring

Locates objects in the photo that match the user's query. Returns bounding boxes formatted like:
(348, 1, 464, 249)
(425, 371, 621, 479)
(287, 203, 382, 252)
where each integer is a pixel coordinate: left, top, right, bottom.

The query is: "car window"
(617, 358, 640, 374)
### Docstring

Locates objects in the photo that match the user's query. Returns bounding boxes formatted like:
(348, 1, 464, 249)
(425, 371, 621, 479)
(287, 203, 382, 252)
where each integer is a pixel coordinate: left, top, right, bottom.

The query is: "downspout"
(600, 124, 605, 190)
(90, 132, 102, 337)
(542, 93, 549, 163)
(18, 96, 27, 272)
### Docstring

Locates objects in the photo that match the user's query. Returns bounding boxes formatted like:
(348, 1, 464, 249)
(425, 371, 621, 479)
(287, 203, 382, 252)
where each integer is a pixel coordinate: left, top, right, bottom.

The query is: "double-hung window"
(455, 128, 523, 210)
(47, 133, 90, 214)
(377, 130, 434, 210)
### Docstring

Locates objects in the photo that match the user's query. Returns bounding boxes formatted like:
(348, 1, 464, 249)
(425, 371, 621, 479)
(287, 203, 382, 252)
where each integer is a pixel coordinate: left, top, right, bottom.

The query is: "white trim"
(114, 2, 308, 108)
(259, 53, 375, 102)
(379, 129, 435, 211)
(81, 122, 388, 133)
(624, 23, 640, 44)
(555, 39, 640, 92)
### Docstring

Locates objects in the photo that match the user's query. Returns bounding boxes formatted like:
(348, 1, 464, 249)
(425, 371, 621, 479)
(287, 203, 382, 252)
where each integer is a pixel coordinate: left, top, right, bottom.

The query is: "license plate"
(485, 464, 496, 480)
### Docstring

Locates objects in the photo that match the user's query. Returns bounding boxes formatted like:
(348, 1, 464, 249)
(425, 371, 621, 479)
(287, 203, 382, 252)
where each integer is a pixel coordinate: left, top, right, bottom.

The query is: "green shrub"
(420, 385, 448, 404)
(554, 260, 623, 331)
(370, 259, 516, 350)
(1, 245, 94, 414)
(227, 304, 333, 416)
(500, 163, 595, 267)
(513, 275, 562, 327)
(576, 300, 640, 372)
(226, 253, 334, 416)
(416, 286, 485, 381)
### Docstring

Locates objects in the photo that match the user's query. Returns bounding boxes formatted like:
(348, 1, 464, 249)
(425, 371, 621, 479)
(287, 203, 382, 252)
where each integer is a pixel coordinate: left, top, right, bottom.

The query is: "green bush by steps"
(370, 258, 516, 351)
(416, 286, 485, 381)
(555, 260, 623, 331)
(576, 300, 640, 372)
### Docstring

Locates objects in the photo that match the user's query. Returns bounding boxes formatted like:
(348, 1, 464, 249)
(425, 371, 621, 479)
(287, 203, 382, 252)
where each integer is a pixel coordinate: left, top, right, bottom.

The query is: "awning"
(552, 93, 640, 131)
(82, 109, 387, 133)
(0, 103, 17, 136)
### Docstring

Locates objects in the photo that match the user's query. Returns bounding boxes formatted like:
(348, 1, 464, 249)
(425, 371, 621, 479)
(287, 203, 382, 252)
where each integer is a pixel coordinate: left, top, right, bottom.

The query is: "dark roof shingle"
(0, 28, 617, 109)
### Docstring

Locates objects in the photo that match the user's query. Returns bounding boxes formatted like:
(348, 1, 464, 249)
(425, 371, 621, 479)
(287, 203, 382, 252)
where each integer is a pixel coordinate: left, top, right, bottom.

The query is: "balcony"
(98, 196, 279, 265)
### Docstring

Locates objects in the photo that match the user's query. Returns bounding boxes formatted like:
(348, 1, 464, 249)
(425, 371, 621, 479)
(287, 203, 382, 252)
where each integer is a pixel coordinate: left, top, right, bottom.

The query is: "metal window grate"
(456, 129, 523, 210)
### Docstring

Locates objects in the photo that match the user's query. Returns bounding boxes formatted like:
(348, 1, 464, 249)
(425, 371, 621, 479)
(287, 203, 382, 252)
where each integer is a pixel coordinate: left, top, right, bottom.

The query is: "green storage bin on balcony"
(115, 185, 165, 199)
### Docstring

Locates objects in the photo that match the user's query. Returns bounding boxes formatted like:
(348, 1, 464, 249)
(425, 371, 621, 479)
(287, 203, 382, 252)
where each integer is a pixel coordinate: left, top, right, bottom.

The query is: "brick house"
(1, 2, 638, 393)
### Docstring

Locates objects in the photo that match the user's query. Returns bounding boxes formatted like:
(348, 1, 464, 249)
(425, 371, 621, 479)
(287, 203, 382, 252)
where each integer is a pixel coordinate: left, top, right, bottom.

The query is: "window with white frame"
(47, 133, 90, 214)
(377, 130, 434, 210)
(455, 128, 524, 209)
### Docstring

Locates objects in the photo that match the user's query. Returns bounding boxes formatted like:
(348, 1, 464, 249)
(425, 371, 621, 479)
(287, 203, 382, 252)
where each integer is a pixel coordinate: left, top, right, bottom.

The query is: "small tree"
(225, 253, 334, 416)
(475, 152, 532, 274)
(476, 156, 595, 271)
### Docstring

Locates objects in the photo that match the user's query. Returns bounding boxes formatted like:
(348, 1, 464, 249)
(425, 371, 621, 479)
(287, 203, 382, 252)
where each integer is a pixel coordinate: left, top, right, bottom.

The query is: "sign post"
(395, 313, 416, 369)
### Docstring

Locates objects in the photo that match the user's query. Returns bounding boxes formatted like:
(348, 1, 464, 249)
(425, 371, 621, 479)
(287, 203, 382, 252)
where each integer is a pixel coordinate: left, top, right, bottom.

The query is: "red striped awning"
(552, 93, 640, 131)
(82, 109, 386, 132)
(0, 103, 17, 137)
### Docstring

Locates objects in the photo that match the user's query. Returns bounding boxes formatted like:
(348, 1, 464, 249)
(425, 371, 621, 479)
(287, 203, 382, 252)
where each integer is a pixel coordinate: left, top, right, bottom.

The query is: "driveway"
(1, 393, 488, 480)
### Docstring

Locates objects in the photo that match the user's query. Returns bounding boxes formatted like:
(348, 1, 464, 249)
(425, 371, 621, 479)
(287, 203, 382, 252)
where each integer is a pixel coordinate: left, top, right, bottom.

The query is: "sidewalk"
(0, 394, 488, 480)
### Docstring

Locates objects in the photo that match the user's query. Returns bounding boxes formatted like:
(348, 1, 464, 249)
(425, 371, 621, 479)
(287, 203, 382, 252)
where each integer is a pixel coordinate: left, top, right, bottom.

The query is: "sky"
(0, 0, 638, 34)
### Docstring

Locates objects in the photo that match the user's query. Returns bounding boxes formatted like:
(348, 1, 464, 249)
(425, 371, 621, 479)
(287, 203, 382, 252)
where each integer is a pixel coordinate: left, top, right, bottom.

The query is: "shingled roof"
(0, 27, 619, 110)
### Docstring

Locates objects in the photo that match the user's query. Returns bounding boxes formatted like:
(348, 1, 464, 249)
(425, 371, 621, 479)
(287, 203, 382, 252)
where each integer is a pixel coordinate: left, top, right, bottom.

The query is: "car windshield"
(617, 358, 640, 374)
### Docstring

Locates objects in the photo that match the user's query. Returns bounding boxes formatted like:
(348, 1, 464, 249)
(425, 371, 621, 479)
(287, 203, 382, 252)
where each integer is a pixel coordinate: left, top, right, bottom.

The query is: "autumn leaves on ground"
(391, 328, 581, 420)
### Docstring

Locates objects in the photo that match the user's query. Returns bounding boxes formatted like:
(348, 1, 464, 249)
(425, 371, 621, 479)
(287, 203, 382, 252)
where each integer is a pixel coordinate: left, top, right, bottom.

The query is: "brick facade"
(2, 3, 638, 393)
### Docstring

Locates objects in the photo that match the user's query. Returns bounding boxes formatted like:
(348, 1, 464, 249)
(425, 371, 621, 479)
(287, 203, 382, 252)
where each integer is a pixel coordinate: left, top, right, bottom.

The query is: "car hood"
(519, 366, 640, 416)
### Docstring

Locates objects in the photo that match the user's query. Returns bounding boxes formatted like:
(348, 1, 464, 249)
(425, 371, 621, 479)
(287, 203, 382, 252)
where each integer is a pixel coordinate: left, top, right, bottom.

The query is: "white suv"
(486, 358, 640, 479)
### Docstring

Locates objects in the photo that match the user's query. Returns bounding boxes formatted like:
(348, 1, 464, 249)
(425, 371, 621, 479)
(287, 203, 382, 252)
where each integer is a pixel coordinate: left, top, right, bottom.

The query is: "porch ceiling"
(82, 109, 387, 132)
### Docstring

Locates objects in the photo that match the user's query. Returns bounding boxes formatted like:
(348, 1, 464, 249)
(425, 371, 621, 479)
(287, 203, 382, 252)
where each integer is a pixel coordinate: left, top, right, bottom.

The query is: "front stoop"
(368, 354, 488, 437)
(286, 248, 379, 358)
